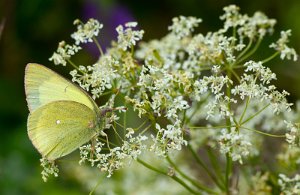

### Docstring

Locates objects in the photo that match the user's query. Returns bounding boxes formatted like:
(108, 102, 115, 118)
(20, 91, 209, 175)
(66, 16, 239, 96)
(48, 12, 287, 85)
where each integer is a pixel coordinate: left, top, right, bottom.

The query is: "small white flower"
(278, 174, 300, 195)
(284, 121, 300, 146)
(40, 158, 59, 182)
(71, 18, 103, 45)
(116, 22, 144, 51)
(166, 96, 189, 119)
(150, 120, 187, 156)
(220, 5, 245, 31)
(270, 30, 298, 61)
(49, 52, 66, 66)
(244, 61, 276, 84)
(277, 143, 300, 166)
(49, 41, 81, 66)
(218, 129, 252, 164)
(168, 16, 202, 39)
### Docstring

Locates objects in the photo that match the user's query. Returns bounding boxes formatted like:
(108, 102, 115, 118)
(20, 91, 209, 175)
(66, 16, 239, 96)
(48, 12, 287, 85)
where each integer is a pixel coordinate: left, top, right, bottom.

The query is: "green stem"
(225, 64, 233, 194)
(89, 175, 104, 195)
(111, 124, 123, 144)
(188, 125, 235, 130)
(261, 51, 280, 64)
(67, 59, 82, 72)
(153, 49, 164, 64)
(232, 27, 237, 42)
(92, 37, 104, 56)
(225, 154, 232, 195)
(241, 126, 286, 137)
(182, 109, 187, 127)
(237, 38, 262, 64)
(98, 137, 118, 147)
(230, 69, 241, 82)
(241, 103, 270, 125)
(99, 91, 113, 97)
(236, 39, 253, 61)
(137, 158, 200, 195)
(166, 155, 219, 194)
(133, 120, 148, 131)
(206, 147, 225, 184)
(123, 103, 127, 138)
(187, 145, 225, 190)
(185, 94, 210, 124)
(130, 46, 134, 57)
(238, 97, 250, 124)
(140, 124, 152, 135)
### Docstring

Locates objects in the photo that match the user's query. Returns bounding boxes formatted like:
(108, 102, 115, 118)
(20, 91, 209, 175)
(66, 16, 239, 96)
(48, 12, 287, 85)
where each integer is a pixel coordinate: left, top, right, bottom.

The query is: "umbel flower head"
(40, 5, 300, 195)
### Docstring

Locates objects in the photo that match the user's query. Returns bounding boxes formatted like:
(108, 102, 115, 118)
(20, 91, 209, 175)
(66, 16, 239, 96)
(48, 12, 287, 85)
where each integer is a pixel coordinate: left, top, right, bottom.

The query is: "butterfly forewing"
(27, 101, 98, 160)
(25, 63, 97, 113)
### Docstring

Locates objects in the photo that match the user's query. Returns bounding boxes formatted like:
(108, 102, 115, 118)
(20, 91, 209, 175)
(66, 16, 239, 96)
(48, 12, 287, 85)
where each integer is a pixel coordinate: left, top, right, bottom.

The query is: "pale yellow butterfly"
(25, 63, 102, 160)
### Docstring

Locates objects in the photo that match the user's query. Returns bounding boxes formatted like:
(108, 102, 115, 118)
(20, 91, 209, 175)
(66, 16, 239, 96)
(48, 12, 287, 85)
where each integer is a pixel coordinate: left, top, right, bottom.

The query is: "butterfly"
(25, 63, 103, 160)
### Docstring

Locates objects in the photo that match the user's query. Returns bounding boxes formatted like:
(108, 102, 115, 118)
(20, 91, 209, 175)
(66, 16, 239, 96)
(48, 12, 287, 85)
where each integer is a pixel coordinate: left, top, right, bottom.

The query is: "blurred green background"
(0, 0, 299, 194)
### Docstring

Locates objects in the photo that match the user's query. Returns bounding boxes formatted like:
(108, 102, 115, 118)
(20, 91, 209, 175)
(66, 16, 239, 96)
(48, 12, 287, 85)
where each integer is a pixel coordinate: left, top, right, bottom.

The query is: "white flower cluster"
(150, 120, 187, 156)
(168, 16, 202, 39)
(220, 5, 245, 30)
(284, 121, 300, 147)
(194, 70, 232, 98)
(43, 5, 300, 190)
(70, 55, 119, 98)
(136, 34, 186, 71)
(40, 158, 59, 182)
(193, 66, 236, 119)
(249, 172, 272, 194)
(244, 61, 276, 84)
(187, 33, 235, 65)
(122, 128, 148, 160)
(237, 12, 276, 39)
(270, 30, 298, 61)
(71, 18, 103, 45)
(125, 63, 191, 156)
(220, 4, 276, 40)
(79, 129, 148, 177)
(277, 143, 300, 168)
(128, 63, 191, 121)
(232, 61, 292, 114)
(278, 174, 300, 195)
(234, 99, 295, 133)
(116, 22, 144, 51)
(218, 129, 252, 164)
(49, 41, 81, 66)
(49, 18, 103, 66)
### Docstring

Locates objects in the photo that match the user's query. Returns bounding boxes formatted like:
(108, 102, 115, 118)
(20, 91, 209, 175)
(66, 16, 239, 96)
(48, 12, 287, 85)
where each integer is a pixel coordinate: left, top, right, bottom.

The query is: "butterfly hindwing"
(27, 100, 98, 160)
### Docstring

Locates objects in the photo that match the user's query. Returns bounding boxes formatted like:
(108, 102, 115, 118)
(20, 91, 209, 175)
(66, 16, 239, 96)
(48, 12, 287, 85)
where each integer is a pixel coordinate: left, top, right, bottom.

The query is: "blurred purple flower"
(81, 0, 135, 57)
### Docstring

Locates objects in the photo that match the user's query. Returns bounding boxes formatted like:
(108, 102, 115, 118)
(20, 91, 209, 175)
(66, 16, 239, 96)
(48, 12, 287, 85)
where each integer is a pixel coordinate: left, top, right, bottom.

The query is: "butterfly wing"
(27, 100, 98, 160)
(25, 63, 97, 112)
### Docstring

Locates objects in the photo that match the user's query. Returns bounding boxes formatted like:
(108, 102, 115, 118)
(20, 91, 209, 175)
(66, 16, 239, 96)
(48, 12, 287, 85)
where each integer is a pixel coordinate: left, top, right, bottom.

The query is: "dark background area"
(0, 0, 299, 194)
